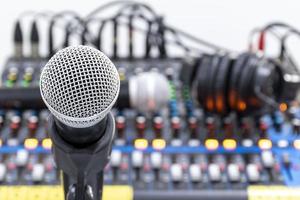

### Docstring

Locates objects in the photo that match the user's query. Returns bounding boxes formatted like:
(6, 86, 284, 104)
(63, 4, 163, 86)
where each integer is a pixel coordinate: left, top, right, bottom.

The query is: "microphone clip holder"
(47, 112, 115, 200)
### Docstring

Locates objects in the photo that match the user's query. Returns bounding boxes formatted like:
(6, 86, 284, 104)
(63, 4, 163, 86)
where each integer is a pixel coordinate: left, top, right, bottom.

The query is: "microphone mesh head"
(40, 45, 120, 128)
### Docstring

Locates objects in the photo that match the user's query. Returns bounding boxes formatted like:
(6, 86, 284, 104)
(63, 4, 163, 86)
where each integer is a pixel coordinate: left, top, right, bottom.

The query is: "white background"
(0, 0, 300, 66)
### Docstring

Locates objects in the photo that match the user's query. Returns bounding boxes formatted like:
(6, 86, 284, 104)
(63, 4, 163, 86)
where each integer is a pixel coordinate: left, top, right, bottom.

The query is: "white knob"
(261, 151, 274, 168)
(110, 150, 122, 167)
(32, 164, 45, 182)
(0, 164, 6, 181)
(16, 149, 29, 167)
(227, 163, 240, 182)
(151, 152, 162, 169)
(132, 151, 143, 168)
(247, 164, 260, 182)
(171, 164, 183, 182)
(208, 163, 221, 182)
(189, 164, 202, 182)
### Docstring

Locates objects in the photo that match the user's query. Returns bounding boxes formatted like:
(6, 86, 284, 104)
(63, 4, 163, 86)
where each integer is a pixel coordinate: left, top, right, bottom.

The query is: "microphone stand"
(47, 113, 115, 200)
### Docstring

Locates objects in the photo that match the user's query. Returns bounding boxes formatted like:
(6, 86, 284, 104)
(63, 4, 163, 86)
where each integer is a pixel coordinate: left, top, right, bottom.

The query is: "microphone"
(117, 71, 170, 113)
(40, 45, 120, 200)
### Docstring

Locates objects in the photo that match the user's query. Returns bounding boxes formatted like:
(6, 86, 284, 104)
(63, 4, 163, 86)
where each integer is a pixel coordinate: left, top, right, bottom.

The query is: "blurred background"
(1, 0, 300, 64)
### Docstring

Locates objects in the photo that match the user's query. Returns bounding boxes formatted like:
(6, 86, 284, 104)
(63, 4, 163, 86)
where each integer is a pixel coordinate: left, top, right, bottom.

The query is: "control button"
(7, 138, 19, 146)
(10, 115, 21, 130)
(208, 163, 221, 182)
(151, 152, 162, 169)
(32, 164, 45, 182)
(189, 164, 202, 182)
(247, 164, 260, 183)
(282, 153, 291, 168)
(171, 116, 181, 137)
(27, 115, 38, 130)
(136, 116, 146, 131)
(261, 151, 274, 168)
(153, 116, 163, 132)
(188, 116, 198, 136)
(188, 139, 200, 147)
(170, 164, 183, 182)
(116, 115, 126, 136)
(132, 151, 143, 168)
(242, 139, 253, 147)
(16, 149, 29, 167)
(171, 139, 182, 147)
(171, 116, 181, 131)
(227, 163, 240, 182)
(0, 164, 6, 181)
(110, 150, 122, 167)
(292, 118, 300, 135)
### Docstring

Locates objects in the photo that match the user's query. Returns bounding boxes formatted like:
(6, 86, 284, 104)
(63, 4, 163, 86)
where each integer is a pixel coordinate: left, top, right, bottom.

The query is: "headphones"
(191, 51, 299, 115)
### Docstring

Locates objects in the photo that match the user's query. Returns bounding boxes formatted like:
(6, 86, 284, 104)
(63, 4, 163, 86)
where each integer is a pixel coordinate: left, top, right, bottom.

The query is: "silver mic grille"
(40, 45, 120, 128)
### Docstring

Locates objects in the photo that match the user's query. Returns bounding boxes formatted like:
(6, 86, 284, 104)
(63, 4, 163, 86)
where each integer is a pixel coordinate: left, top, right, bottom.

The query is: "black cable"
(30, 21, 39, 44)
(84, 2, 160, 58)
(30, 20, 40, 57)
(165, 25, 232, 52)
(115, 18, 204, 55)
(14, 20, 23, 44)
(97, 20, 108, 51)
(262, 22, 295, 32)
(86, 0, 138, 19)
(128, 12, 134, 59)
(86, 0, 159, 20)
(279, 28, 300, 73)
(63, 23, 72, 48)
(145, 20, 153, 58)
(113, 18, 119, 59)
(157, 17, 167, 58)
(48, 11, 82, 57)
(280, 28, 300, 57)
(13, 20, 23, 57)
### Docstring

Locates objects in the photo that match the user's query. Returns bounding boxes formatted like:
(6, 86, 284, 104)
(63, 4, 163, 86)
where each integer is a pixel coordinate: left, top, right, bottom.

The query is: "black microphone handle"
(64, 171, 104, 200)
(48, 112, 115, 200)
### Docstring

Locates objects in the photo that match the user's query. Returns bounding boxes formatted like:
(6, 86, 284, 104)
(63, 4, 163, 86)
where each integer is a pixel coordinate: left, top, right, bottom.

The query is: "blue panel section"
(272, 149, 300, 186)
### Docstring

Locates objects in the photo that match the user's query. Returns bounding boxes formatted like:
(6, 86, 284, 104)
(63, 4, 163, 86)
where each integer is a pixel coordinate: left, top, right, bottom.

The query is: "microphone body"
(48, 113, 114, 200)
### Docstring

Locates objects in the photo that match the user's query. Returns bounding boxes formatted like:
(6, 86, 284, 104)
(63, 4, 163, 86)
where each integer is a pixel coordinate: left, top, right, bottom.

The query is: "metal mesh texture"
(40, 45, 120, 128)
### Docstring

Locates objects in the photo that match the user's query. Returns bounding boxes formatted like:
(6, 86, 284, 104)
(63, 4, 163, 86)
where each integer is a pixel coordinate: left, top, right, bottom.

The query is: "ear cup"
(195, 55, 213, 109)
(252, 60, 279, 110)
(214, 54, 232, 114)
(206, 54, 222, 112)
(189, 57, 202, 87)
(228, 53, 251, 111)
(237, 54, 258, 113)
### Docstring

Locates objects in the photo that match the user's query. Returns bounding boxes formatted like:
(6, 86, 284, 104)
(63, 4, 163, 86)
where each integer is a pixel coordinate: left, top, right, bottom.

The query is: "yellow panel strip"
(0, 185, 133, 200)
(248, 185, 300, 200)
(103, 185, 133, 200)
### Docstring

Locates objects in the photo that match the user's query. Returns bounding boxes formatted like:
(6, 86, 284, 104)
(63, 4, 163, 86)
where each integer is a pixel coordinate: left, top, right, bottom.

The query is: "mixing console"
(2, 1, 300, 199)
(0, 58, 300, 200)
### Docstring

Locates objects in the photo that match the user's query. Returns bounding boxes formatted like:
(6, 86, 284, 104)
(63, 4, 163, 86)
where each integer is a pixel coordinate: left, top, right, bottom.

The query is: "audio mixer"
(1, 1, 300, 200)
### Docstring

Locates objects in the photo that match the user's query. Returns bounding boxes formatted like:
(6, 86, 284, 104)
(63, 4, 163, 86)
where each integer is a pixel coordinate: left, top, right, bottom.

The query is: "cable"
(248, 27, 281, 51)
(112, 18, 119, 59)
(48, 11, 82, 56)
(30, 20, 40, 58)
(86, 0, 138, 19)
(84, 2, 161, 58)
(165, 25, 232, 52)
(13, 20, 23, 58)
(86, 0, 159, 20)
